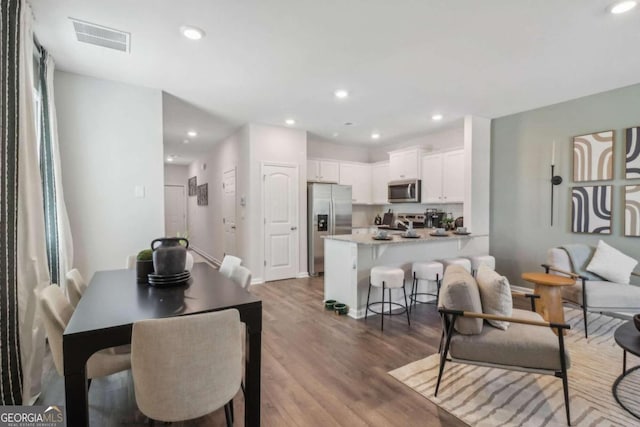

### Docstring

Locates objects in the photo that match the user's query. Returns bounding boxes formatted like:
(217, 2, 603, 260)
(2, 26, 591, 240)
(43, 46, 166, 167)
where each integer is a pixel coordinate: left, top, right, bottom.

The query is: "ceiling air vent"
(70, 18, 130, 53)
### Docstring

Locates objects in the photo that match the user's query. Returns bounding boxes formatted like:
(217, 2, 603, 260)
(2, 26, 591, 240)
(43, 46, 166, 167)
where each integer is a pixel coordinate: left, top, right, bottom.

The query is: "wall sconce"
(550, 141, 563, 226)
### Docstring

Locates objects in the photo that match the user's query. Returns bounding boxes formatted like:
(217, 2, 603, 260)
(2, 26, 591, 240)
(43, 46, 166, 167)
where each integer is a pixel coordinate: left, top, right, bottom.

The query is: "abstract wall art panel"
(626, 127, 640, 179)
(188, 176, 197, 196)
(571, 185, 611, 234)
(625, 185, 640, 237)
(197, 183, 208, 206)
(573, 131, 614, 182)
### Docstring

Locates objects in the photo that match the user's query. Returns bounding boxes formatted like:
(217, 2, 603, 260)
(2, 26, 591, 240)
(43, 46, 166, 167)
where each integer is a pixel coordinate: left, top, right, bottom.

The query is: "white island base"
(324, 231, 489, 318)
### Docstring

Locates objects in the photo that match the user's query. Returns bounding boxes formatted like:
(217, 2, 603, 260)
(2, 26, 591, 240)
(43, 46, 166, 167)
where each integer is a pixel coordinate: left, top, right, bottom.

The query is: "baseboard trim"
(251, 277, 265, 285)
(297, 272, 309, 278)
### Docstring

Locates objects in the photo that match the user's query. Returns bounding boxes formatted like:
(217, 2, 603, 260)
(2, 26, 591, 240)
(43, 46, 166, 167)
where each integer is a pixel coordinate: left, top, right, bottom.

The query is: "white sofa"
(546, 247, 640, 338)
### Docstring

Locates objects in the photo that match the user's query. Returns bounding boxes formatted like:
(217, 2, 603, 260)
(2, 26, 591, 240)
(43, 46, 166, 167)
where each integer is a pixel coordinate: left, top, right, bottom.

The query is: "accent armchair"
(436, 266, 572, 425)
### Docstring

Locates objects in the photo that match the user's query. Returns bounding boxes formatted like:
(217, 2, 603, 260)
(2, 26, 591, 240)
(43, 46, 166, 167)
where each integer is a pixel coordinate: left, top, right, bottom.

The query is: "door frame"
(164, 184, 188, 237)
(222, 166, 237, 257)
(261, 161, 300, 282)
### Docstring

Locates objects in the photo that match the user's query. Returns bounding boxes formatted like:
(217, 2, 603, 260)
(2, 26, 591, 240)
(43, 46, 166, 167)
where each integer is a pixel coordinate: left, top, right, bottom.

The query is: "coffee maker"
(425, 209, 445, 228)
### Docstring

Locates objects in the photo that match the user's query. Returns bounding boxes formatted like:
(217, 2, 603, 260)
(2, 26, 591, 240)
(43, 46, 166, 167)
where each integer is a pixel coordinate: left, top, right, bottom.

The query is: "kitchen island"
(323, 229, 489, 318)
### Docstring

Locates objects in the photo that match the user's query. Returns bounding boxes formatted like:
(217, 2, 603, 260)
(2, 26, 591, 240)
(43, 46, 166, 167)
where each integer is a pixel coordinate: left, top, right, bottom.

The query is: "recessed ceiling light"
(371, 133, 381, 140)
(183, 139, 189, 144)
(180, 25, 205, 40)
(334, 89, 349, 99)
(167, 157, 174, 162)
(610, 1, 637, 13)
(285, 118, 296, 126)
(187, 130, 197, 137)
(432, 114, 443, 121)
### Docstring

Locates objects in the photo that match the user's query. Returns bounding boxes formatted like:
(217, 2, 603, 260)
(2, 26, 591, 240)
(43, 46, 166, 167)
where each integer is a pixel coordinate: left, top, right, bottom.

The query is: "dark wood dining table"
(63, 262, 262, 426)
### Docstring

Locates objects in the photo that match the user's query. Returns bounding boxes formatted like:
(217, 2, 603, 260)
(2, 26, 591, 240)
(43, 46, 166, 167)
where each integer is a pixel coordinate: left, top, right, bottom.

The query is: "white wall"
(55, 71, 164, 278)
(249, 124, 307, 281)
(164, 164, 189, 186)
(369, 125, 464, 162)
(187, 127, 249, 263)
(307, 134, 370, 162)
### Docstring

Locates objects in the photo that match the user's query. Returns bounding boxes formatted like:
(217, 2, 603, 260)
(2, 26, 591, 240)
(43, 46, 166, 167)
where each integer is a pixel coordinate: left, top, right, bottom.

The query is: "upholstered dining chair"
(131, 309, 242, 425)
(65, 269, 87, 308)
(230, 265, 252, 290)
(38, 286, 131, 382)
(126, 255, 137, 269)
(219, 255, 242, 278)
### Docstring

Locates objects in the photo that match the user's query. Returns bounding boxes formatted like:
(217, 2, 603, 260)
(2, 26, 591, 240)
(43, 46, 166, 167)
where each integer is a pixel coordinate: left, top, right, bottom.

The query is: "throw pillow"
(475, 264, 513, 330)
(587, 240, 638, 284)
(439, 265, 483, 334)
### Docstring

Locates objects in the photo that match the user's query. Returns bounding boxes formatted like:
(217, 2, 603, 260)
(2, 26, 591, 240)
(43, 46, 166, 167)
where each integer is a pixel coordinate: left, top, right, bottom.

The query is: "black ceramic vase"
(151, 237, 189, 276)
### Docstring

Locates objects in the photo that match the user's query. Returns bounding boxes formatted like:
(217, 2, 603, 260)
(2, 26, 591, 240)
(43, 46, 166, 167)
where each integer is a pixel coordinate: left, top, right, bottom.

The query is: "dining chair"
(219, 255, 242, 278)
(230, 265, 252, 290)
(131, 309, 242, 425)
(126, 254, 137, 269)
(38, 286, 131, 382)
(65, 269, 87, 308)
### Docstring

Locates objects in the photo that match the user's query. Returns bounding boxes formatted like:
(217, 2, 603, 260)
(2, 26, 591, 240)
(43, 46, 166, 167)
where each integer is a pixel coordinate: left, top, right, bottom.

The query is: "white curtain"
(17, 4, 50, 404)
(42, 52, 74, 283)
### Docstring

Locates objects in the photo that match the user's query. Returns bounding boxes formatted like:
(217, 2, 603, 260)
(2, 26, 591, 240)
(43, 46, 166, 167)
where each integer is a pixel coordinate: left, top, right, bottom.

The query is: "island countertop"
(323, 229, 479, 245)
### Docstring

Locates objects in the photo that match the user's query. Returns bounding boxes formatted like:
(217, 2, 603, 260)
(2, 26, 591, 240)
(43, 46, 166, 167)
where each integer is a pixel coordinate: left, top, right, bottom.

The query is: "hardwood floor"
(38, 276, 467, 426)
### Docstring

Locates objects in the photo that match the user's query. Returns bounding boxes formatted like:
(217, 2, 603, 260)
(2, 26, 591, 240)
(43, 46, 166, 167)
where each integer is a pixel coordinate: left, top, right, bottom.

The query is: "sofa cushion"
(587, 240, 638, 285)
(547, 248, 573, 275)
(561, 280, 640, 309)
(449, 309, 570, 371)
(439, 265, 483, 335)
(476, 264, 513, 330)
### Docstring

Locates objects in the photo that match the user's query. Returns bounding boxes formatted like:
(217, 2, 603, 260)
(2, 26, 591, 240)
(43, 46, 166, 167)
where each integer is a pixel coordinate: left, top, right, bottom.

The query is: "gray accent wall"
(491, 82, 640, 286)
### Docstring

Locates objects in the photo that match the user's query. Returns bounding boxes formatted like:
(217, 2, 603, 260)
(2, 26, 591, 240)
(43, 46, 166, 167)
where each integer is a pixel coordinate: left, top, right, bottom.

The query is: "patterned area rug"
(389, 308, 640, 426)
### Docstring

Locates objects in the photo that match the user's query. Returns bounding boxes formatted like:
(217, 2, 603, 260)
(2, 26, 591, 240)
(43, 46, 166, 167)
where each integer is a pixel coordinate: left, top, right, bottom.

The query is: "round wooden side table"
(521, 272, 575, 335)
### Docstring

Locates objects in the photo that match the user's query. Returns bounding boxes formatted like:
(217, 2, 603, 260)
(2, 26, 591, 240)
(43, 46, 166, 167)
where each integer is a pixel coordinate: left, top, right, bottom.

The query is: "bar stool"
(365, 266, 410, 331)
(410, 261, 444, 314)
(441, 258, 472, 274)
(469, 255, 496, 276)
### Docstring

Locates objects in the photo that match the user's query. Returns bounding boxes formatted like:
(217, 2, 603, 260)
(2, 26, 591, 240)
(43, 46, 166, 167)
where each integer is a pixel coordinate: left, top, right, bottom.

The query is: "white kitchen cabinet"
(389, 148, 422, 181)
(307, 159, 340, 183)
(371, 162, 389, 204)
(339, 163, 371, 204)
(421, 149, 464, 203)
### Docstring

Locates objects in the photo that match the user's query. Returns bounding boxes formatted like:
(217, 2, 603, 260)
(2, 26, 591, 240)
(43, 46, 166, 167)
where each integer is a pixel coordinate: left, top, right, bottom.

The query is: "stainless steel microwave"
(388, 179, 421, 203)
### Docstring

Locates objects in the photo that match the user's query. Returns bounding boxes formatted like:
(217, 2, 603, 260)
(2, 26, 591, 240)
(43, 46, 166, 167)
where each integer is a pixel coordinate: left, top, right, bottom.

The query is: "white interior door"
(222, 168, 237, 256)
(263, 164, 299, 281)
(164, 185, 186, 237)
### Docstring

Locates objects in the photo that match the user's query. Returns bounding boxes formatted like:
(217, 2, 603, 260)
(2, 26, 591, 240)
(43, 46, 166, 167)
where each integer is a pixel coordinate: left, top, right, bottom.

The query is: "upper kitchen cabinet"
(389, 147, 423, 181)
(307, 159, 340, 183)
(339, 162, 371, 204)
(421, 149, 464, 203)
(371, 162, 389, 204)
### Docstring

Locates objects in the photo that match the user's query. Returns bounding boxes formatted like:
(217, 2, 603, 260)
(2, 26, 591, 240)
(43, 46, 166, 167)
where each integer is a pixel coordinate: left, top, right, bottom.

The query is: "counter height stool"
(469, 255, 495, 277)
(365, 266, 411, 331)
(410, 261, 444, 314)
(442, 258, 472, 274)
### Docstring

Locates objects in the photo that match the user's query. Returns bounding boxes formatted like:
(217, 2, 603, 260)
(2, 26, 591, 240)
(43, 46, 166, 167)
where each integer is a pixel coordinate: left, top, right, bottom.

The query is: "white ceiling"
(33, 0, 640, 159)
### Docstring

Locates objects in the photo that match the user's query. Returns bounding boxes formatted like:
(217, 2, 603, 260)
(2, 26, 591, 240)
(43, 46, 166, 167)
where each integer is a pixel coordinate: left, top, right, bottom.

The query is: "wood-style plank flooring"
(38, 275, 468, 426)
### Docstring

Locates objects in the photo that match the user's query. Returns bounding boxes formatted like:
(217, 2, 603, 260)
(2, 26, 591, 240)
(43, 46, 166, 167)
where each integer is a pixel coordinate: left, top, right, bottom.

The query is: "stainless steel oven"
(388, 179, 421, 203)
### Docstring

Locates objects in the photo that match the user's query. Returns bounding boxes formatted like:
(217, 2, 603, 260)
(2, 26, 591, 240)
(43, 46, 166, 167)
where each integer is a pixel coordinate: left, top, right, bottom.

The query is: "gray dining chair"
(219, 255, 242, 278)
(131, 309, 242, 425)
(38, 286, 131, 381)
(65, 268, 87, 308)
(126, 254, 137, 269)
(230, 265, 252, 290)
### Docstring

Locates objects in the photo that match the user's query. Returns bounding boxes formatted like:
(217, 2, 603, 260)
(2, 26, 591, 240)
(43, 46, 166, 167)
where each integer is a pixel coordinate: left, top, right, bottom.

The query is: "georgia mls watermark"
(0, 406, 64, 427)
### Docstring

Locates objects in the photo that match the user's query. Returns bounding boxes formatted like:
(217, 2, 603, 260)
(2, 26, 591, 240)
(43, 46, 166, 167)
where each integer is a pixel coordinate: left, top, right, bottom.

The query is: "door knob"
(291, 226, 298, 231)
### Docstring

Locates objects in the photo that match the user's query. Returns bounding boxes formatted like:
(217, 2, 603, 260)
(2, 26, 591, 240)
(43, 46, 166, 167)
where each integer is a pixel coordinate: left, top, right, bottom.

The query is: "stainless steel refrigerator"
(308, 183, 352, 276)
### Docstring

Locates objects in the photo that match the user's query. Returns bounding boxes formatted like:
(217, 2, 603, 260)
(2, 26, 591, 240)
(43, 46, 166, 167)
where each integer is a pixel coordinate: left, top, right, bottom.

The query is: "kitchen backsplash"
(352, 203, 463, 227)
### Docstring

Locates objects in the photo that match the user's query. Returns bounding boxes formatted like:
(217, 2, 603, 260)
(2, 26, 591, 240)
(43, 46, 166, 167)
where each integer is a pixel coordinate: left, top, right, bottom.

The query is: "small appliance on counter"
(426, 209, 446, 229)
(378, 213, 427, 231)
(374, 214, 382, 225)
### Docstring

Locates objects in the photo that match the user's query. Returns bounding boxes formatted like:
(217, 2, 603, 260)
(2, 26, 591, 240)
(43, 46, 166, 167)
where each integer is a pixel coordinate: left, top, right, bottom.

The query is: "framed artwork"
(573, 130, 614, 182)
(571, 185, 611, 234)
(625, 185, 640, 237)
(188, 176, 197, 196)
(626, 127, 640, 179)
(197, 183, 208, 206)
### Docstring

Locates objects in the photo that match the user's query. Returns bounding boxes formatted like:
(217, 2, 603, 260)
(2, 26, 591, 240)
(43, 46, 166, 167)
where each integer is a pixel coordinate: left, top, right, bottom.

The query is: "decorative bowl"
(324, 300, 337, 310)
(334, 303, 348, 315)
(634, 314, 640, 332)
